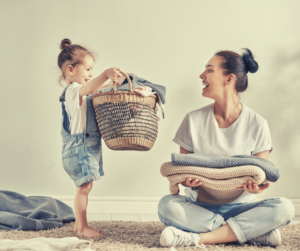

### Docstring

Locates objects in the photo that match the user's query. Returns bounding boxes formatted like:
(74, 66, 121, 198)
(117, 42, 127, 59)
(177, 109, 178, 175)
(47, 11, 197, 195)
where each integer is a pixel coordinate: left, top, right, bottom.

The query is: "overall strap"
(59, 85, 71, 102)
(59, 85, 71, 133)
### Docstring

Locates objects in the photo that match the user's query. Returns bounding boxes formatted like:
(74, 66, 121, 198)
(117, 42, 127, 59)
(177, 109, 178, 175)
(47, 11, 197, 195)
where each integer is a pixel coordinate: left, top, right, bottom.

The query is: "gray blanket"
(171, 153, 280, 182)
(0, 191, 75, 231)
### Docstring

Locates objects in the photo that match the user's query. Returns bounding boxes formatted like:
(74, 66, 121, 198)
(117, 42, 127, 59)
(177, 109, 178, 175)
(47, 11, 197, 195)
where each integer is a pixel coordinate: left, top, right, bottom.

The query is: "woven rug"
(0, 221, 299, 250)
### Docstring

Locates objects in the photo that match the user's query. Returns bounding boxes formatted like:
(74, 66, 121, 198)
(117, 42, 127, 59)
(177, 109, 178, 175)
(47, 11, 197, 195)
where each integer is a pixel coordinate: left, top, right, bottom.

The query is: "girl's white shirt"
(173, 103, 273, 204)
(64, 82, 87, 135)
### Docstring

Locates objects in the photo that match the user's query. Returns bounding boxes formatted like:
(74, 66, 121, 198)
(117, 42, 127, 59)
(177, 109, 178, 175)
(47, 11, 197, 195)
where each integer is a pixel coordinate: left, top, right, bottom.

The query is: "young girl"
(57, 38, 122, 238)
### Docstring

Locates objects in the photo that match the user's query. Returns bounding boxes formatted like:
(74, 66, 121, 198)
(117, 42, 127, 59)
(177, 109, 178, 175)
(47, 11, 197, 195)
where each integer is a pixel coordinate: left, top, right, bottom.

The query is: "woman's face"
(199, 55, 227, 100)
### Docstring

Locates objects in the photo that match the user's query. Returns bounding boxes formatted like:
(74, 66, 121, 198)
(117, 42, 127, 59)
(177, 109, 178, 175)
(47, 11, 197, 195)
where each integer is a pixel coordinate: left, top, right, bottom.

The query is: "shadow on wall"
(253, 46, 300, 178)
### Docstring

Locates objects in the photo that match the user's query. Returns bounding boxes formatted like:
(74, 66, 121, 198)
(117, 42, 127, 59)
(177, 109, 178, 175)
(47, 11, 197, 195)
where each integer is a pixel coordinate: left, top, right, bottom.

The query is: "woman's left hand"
(237, 180, 270, 194)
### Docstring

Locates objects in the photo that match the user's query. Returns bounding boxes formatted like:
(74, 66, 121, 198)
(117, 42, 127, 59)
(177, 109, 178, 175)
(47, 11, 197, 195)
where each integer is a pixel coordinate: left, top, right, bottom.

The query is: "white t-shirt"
(173, 103, 273, 204)
(65, 82, 87, 135)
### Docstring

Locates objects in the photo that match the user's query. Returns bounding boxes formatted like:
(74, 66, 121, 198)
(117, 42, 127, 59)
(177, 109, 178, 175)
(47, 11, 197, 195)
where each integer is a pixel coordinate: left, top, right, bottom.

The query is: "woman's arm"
(237, 150, 271, 193)
(180, 146, 192, 154)
(254, 150, 269, 160)
(179, 147, 203, 187)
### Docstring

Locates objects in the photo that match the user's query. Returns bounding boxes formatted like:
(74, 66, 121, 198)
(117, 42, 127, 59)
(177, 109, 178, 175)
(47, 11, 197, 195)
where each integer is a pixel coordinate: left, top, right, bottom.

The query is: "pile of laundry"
(161, 153, 280, 205)
(100, 73, 166, 119)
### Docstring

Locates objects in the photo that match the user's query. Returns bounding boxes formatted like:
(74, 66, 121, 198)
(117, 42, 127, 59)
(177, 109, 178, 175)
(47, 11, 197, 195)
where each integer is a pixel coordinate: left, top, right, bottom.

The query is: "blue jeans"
(158, 194, 294, 244)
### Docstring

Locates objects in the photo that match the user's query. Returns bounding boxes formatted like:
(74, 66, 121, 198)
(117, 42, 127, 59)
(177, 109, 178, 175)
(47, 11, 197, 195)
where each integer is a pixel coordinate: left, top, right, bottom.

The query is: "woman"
(158, 49, 294, 248)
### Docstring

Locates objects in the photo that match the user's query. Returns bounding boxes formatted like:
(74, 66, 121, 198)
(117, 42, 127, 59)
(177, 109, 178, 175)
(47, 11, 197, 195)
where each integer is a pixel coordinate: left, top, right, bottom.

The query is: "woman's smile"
(202, 81, 209, 90)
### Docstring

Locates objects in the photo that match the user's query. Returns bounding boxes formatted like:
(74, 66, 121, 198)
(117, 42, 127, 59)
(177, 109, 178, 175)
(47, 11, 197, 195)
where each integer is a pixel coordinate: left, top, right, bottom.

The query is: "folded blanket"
(0, 191, 75, 231)
(161, 162, 268, 205)
(0, 237, 94, 251)
(172, 153, 280, 182)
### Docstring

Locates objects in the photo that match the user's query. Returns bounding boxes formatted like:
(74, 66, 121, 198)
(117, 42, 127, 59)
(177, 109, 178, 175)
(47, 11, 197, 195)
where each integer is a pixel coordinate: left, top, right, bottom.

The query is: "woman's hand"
(181, 178, 203, 187)
(237, 180, 270, 194)
(105, 67, 123, 84)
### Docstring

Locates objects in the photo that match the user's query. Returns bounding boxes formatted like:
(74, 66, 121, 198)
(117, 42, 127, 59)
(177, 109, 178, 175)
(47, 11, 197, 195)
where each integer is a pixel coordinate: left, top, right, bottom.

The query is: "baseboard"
(49, 195, 300, 216)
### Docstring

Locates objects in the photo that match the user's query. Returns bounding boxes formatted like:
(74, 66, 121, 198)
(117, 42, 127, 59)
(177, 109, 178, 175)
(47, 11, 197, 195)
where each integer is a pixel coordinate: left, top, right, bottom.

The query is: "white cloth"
(173, 103, 273, 204)
(65, 82, 87, 135)
(133, 86, 154, 97)
(0, 237, 94, 251)
(132, 86, 165, 119)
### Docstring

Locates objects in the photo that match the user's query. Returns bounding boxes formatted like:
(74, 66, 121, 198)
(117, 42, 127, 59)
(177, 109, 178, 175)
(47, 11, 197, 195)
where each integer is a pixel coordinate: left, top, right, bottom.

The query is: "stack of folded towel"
(161, 153, 280, 204)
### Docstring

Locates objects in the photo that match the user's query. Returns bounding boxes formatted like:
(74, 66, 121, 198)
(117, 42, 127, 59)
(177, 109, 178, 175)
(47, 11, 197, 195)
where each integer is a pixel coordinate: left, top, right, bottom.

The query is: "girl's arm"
(79, 68, 122, 97)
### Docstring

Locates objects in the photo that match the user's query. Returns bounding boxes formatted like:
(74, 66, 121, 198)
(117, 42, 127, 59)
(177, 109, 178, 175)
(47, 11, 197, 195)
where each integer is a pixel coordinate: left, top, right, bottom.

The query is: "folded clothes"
(100, 75, 166, 104)
(161, 162, 268, 204)
(0, 191, 75, 231)
(171, 153, 280, 182)
(0, 237, 94, 251)
(100, 74, 165, 119)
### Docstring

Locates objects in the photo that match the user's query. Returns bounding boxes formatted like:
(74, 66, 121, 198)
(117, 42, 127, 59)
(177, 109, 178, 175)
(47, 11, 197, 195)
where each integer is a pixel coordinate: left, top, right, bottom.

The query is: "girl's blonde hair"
(57, 38, 95, 86)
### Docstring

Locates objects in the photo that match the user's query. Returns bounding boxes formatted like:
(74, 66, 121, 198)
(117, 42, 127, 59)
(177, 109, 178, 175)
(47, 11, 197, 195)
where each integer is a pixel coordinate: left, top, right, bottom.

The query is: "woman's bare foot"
(77, 227, 106, 238)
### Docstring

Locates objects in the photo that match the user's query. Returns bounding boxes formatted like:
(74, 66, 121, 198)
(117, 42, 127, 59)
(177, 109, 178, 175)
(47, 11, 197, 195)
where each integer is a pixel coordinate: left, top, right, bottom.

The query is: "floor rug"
(0, 221, 299, 250)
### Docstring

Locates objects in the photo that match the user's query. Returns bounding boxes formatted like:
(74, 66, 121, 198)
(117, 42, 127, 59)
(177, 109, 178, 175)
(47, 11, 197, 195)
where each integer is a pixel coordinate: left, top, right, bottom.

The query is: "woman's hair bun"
(242, 48, 258, 73)
(60, 38, 72, 50)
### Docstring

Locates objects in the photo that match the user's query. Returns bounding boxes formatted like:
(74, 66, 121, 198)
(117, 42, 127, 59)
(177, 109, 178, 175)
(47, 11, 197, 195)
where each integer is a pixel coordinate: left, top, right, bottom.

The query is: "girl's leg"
(73, 180, 102, 234)
(74, 181, 105, 238)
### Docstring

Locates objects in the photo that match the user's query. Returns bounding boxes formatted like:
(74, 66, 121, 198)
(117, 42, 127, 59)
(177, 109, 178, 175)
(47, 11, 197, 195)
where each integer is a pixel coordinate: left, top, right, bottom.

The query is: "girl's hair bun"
(60, 38, 72, 50)
(242, 48, 258, 73)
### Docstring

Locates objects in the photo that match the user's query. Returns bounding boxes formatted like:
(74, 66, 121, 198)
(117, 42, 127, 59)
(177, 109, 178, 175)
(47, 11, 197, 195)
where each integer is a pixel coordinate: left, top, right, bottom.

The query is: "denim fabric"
(100, 76, 166, 104)
(0, 190, 75, 230)
(158, 194, 294, 244)
(59, 86, 104, 187)
(171, 153, 280, 182)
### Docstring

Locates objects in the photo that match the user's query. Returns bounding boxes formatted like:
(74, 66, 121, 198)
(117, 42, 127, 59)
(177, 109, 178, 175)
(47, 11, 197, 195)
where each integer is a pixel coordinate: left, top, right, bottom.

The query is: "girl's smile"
(67, 55, 94, 85)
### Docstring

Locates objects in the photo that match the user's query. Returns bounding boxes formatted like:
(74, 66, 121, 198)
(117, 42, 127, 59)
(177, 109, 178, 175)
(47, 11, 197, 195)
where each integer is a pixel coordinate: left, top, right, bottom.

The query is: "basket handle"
(113, 71, 132, 94)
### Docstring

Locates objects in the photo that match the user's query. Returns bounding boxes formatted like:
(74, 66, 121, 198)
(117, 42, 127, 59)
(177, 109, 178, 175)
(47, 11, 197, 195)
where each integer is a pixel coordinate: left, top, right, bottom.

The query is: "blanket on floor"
(171, 153, 280, 182)
(0, 191, 75, 231)
(160, 162, 268, 205)
(0, 237, 94, 251)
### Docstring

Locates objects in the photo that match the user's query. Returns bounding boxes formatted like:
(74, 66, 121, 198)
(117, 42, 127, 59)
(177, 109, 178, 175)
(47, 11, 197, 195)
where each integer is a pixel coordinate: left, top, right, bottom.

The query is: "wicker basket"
(91, 72, 158, 151)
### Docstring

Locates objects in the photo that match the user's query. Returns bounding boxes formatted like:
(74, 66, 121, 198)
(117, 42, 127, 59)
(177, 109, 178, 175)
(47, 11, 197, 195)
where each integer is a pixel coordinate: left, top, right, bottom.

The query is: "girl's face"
(199, 55, 228, 100)
(71, 55, 94, 85)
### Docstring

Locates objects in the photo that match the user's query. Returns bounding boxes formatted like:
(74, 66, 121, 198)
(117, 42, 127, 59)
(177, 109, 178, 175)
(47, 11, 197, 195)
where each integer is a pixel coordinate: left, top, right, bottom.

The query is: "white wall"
(0, 0, 299, 201)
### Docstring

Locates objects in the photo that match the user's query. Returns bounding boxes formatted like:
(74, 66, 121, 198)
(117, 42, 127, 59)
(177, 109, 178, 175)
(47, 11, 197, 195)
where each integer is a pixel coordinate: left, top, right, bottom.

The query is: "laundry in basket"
(92, 72, 165, 151)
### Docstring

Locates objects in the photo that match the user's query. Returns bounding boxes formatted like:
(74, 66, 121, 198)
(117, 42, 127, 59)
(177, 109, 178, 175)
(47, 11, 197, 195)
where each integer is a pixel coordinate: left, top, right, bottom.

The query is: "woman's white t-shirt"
(173, 103, 273, 204)
(64, 82, 87, 135)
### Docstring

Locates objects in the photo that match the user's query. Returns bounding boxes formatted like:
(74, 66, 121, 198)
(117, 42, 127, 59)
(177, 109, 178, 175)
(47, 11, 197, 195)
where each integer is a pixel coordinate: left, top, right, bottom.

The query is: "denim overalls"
(59, 85, 104, 187)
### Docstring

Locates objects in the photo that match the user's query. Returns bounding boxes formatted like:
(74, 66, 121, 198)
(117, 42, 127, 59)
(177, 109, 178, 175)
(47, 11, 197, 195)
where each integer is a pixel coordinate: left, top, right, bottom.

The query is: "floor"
(88, 213, 300, 223)
(88, 213, 160, 222)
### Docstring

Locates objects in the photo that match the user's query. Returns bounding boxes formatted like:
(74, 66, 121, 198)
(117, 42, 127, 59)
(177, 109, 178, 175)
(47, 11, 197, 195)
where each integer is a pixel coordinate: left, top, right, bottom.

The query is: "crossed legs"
(158, 194, 294, 245)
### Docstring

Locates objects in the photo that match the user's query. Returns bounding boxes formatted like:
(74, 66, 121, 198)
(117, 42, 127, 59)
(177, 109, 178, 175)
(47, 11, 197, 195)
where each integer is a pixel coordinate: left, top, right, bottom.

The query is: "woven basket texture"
(92, 73, 158, 151)
(160, 162, 268, 205)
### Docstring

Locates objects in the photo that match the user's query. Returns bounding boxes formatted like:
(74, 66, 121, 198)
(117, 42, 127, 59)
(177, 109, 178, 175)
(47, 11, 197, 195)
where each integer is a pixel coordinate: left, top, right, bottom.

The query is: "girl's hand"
(181, 178, 203, 187)
(237, 180, 270, 194)
(105, 67, 123, 84)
